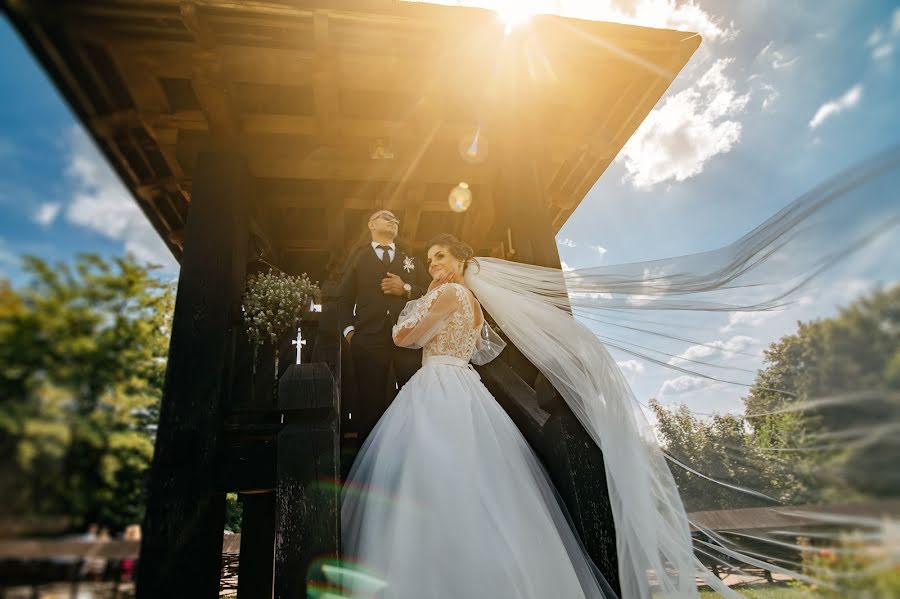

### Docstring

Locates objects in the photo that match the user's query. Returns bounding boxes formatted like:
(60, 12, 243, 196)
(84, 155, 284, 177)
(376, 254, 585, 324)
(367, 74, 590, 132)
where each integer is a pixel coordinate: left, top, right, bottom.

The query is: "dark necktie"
(377, 245, 392, 269)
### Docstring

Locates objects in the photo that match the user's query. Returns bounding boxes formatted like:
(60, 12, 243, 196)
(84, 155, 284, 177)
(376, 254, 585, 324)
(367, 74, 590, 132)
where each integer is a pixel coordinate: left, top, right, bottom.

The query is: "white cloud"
(868, 30, 884, 47)
(865, 8, 900, 61)
(758, 42, 798, 70)
(33, 203, 61, 227)
(64, 126, 177, 270)
(808, 84, 863, 129)
(871, 43, 894, 60)
(557, 237, 577, 248)
(617, 359, 646, 376)
(760, 82, 779, 112)
(719, 310, 778, 333)
(659, 374, 710, 396)
(590, 244, 607, 255)
(618, 58, 749, 189)
(668, 335, 758, 368)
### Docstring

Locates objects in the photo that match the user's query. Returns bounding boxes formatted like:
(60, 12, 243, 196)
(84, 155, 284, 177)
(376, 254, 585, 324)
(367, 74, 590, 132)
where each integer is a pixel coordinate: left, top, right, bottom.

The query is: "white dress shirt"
(343, 242, 397, 338)
(372, 241, 395, 263)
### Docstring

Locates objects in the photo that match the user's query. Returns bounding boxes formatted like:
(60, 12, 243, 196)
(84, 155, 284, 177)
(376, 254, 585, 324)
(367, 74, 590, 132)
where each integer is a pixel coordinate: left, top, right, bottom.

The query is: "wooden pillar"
(535, 375, 621, 595)
(274, 363, 340, 599)
(236, 492, 276, 598)
(497, 44, 561, 269)
(137, 150, 252, 599)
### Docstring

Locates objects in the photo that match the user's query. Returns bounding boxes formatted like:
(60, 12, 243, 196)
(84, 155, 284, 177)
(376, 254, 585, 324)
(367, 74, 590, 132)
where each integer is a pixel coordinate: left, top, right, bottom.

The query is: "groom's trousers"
(349, 331, 421, 444)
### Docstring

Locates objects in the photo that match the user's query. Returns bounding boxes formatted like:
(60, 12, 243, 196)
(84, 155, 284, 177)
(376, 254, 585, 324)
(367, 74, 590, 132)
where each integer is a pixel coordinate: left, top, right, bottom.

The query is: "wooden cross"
(291, 328, 306, 364)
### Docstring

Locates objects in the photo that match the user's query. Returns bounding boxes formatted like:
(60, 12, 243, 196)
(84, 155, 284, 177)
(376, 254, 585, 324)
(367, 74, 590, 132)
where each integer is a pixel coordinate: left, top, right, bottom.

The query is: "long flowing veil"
(465, 146, 900, 597)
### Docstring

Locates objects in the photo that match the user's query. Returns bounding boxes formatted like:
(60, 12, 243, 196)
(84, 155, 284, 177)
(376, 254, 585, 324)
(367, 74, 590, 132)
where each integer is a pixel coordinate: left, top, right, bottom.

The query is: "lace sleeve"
(470, 321, 507, 365)
(392, 285, 461, 348)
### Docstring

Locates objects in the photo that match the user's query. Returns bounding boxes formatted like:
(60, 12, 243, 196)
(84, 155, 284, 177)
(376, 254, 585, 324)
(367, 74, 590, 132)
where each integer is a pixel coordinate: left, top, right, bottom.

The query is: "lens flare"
(449, 182, 473, 212)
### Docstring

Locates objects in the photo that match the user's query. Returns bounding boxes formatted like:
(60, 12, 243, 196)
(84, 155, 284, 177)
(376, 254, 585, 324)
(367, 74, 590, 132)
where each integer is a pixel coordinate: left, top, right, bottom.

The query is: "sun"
(495, 3, 534, 34)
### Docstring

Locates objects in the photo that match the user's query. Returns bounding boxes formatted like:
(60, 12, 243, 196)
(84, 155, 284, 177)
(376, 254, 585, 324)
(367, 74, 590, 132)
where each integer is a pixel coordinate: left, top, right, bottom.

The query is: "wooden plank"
(461, 184, 494, 250)
(689, 499, 900, 533)
(175, 132, 494, 184)
(402, 184, 424, 241)
(137, 150, 252, 599)
(180, 2, 218, 50)
(312, 11, 339, 143)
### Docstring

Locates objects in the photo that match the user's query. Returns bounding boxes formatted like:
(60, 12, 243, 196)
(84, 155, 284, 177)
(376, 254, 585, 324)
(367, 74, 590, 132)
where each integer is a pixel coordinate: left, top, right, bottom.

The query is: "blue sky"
(1, 2, 898, 413)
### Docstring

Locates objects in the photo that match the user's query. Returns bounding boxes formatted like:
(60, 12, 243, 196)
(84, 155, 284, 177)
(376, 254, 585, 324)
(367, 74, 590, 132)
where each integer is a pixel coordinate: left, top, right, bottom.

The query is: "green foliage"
(243, 270, 319, 347)
(648, 400, 774, 511)
(0, 254, 174, 531)
(653, 285, 900, 509)
(224, 493, 243, 533)
(743, 285, 900, 502)
(793, 531, 900, 598)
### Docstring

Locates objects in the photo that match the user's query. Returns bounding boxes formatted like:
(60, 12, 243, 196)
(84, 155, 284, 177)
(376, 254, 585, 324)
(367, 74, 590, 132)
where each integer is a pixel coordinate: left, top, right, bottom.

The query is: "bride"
(338, 147, 900, 598)
(341, 233, 620, 598)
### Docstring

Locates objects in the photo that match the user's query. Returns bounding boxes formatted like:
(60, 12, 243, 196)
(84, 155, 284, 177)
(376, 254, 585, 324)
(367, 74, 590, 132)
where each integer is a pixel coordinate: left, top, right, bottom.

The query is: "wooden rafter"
(5, 0, 702, 265)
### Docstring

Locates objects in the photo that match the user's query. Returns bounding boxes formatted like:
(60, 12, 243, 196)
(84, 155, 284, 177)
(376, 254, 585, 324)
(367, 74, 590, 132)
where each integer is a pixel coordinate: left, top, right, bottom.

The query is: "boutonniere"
(403, 256, 415, 273)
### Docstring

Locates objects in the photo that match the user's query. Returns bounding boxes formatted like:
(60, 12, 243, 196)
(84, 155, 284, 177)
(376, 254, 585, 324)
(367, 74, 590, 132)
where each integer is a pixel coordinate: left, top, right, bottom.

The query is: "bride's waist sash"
(422, 355, 479, 378)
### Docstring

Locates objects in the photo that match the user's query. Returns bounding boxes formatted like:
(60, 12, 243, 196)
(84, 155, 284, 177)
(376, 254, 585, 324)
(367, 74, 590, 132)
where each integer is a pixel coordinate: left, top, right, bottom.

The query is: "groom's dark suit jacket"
(337, 243, 429, 339)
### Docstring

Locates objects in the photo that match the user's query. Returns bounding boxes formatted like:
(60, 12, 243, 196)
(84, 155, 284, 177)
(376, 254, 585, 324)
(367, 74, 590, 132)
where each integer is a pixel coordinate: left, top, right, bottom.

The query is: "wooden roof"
(5, 0, 700, 275)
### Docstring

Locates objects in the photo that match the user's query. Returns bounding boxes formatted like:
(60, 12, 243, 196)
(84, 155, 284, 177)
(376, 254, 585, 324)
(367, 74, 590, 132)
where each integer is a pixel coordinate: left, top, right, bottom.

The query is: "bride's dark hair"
(426, 234, 475, 272)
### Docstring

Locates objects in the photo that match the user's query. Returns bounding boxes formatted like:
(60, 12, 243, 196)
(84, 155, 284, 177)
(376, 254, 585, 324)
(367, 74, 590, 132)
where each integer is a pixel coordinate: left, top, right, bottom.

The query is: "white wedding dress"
(341, 282, 617, 598)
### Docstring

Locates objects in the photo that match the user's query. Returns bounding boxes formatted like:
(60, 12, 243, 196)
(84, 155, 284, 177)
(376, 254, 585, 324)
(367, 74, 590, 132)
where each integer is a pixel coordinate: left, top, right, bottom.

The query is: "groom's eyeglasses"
(372, 212, 400, 226)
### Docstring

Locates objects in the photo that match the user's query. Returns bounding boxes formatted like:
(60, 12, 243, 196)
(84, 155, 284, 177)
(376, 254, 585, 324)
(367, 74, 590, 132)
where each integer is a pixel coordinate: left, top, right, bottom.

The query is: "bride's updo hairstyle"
(426, 234, 476, 273)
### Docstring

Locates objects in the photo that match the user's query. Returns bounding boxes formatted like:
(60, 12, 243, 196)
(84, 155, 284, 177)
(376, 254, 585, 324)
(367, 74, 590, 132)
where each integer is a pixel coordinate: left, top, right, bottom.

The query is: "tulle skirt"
(341, 355, 617, 598)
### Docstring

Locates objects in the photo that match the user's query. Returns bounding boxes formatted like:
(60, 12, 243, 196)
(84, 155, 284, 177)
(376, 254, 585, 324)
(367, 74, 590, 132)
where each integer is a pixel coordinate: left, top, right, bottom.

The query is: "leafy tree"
(652, 285, 900, 509)
(744, 285, 900, 501)
(649, 400, 775, 511)
(0, 254, 174, 531)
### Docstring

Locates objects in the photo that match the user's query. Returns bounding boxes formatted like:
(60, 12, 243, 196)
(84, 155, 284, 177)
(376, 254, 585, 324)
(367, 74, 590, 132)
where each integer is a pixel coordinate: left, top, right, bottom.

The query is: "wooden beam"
(402, 184, 424, 241)
(191, 62, 241, 142)
(137, 150, 253, 599)
(461, 185, 495, 250)
(180, 2, 217, 50)
(312, 11, 339, 142)
(178, 3, 242, 142)
(175, 133, 494, 184)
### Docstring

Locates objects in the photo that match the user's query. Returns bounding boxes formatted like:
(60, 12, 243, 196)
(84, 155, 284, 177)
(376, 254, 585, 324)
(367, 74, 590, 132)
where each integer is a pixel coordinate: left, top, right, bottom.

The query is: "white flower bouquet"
(242, 269, 320, 353)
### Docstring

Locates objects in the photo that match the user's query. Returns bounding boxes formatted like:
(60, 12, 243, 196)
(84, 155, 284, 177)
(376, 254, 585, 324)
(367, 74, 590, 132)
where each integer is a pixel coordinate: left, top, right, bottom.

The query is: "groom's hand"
(381, 272, 407, 296)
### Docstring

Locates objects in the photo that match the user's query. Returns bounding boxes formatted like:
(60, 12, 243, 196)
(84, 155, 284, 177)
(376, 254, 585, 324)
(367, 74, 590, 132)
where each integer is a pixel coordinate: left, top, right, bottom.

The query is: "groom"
(337, 209, 429, 443)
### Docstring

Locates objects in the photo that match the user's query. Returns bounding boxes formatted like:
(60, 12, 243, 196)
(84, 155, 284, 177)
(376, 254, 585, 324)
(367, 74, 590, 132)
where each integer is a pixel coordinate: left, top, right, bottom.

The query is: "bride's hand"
(428, 272, 454, 293)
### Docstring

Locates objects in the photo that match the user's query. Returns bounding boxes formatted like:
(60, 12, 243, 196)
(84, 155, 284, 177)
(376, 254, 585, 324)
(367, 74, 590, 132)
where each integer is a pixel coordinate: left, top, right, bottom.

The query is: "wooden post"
(274, 362, 340, 599)
(137, 150, 252, 599)
(535, 375, 621, 595)
(236, 492, 276, 598)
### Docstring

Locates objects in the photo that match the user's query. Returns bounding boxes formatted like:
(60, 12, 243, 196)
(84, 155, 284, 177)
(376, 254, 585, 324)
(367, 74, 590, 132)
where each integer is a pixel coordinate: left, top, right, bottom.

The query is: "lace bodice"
(392, 283, 482, 362)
